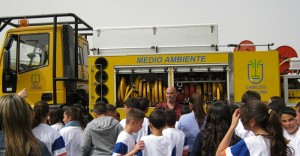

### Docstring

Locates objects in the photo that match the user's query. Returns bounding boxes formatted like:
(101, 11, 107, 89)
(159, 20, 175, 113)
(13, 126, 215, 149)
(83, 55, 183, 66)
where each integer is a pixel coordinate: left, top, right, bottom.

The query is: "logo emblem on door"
(31, 72, 40, 85)
(248, 59, 264, 84)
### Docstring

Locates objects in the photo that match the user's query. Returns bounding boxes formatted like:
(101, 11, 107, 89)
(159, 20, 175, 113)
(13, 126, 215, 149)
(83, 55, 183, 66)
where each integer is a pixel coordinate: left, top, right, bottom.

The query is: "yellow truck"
(0, 13, 298, 119)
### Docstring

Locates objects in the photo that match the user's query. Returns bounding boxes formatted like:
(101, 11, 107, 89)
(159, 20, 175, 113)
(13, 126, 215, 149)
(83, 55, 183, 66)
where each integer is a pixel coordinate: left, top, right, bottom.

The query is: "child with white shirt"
(163, 109, 189, 156)
(279, 107, 300, 156)
(60, 107, 86, 156)
(113, 109, 145, 156)
(140, 109, 176, 156)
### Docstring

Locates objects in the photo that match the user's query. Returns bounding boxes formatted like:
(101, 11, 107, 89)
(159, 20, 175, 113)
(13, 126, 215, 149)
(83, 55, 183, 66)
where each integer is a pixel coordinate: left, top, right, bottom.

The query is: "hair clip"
(268, 109, 272, 114)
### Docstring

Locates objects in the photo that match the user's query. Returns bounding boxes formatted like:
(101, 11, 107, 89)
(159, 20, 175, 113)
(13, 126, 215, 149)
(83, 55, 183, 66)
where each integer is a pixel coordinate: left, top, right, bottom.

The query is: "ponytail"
(190, 93, 206, 129)
(32, 101, 49, 128)
(266, 110, 292, 156)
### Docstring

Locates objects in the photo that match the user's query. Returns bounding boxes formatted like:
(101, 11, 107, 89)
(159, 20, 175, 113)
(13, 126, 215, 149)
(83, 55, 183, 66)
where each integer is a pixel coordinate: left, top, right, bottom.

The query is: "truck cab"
(0, 14, 92, 112)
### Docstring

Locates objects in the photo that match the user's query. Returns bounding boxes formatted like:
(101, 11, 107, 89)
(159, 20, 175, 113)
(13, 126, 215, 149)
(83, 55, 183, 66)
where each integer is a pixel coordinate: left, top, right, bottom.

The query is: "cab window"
(78, 46, 83, 65)
(18, 34, 49, 72)
(83, 43, 89, 67)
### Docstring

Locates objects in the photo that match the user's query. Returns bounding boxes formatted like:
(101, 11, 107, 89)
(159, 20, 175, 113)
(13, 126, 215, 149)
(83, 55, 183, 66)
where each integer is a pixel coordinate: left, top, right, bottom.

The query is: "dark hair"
(138, 97, 149, 112)
(228, 103, 239, 116)
(270, 96, 285, 106)
(240, 100, 292, 156)
(124, 98, 140, 109)
(49, 107, 64, 125)
(64, 107, 87, 130)
(279, 107, 296, 117)
(200, 101, 239, 156)
(126, 108, 145, 124)
(116, 112, 120, 119)
(268, 101, 285, 113)
(93, 101, 107, 115)
(155, 105, 165, 111)
(241, 90, 261, 103)
(32, 101, 49, 128)
(149, 109, 166, 129)
(189, 93, 206, 129)
(181, 105, 191, 115)
(165, 109, 177, 126)
(106, 104, 116, 112)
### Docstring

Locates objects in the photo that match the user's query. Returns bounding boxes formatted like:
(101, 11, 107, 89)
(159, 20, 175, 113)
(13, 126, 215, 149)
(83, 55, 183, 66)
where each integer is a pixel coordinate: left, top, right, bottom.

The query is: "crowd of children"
(1, 87, 300, 156)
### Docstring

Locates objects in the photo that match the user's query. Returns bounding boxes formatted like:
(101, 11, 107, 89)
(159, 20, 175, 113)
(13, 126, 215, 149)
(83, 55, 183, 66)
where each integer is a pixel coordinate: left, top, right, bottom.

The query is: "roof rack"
(0, 13, 93, 37)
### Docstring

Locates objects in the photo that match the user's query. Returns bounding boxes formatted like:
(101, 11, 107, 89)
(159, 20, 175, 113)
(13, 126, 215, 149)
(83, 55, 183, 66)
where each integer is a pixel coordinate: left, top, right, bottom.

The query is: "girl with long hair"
(216, 100, 292, 156)
(177, 93, 206, 152)
(190, 101, 240, 156)
(49, 107, 64, 131)
(32, 100, 67, 156)
(0, 95, 50, 156)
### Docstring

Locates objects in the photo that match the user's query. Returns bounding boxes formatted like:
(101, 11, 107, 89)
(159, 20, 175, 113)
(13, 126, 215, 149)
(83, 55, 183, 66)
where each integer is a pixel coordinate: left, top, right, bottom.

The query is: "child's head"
(106, 104, 116, 117)
(63, 107, 86, 129)
(181, 105, 191, 115)
(269, 96, 285, 106)
(149, 109, 166, 130)
(279, 107, 298, 135)
(126, 108, 145, 133)
(49, 107, 64, 125)
(93, 101, 107, 116)
(0, 95, 33, 137)
(240, 100, 267, 129)
(124, 98, 140, 113)
(32, 100, 49, 128)
(241, 90, 261, 103)
(138, 97, 149, 113)
(268, 100, 285, 113)
(165, 109, 176, 127)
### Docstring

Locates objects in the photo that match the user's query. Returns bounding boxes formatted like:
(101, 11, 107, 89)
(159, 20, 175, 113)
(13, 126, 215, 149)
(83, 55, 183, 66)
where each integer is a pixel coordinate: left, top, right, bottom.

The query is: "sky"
(0, 0, 299, 54)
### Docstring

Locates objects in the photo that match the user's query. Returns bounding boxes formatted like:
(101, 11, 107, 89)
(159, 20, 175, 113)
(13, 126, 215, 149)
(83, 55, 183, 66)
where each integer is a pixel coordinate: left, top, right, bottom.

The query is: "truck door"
(2, 36, 17, 93)
(2, 33, 50, 104)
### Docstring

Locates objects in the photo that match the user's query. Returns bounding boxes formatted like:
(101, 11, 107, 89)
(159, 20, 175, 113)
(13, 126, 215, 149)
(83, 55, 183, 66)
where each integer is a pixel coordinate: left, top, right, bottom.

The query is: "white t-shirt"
(120, 118, 126, 128)
(235, 119, 254, 138)
(120, 117, 150, 141)
(140, 134, 176, 156)
(32, 123, 66, 156)
(60, 126, 83, 156)
(51, 122, 64, 131)
(284, 127, 300, 156)
(225, 135, 271, 156)
(113, 131, 139, 156)
(163, 128, 189, 156)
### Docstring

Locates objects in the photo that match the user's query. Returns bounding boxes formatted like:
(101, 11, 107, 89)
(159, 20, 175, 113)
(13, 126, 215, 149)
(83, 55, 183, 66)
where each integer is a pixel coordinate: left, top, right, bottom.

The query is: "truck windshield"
(18, 34, 49, 73)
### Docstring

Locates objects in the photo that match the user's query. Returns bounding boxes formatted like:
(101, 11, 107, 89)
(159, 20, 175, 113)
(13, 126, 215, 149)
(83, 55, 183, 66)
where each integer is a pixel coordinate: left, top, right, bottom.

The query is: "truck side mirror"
(3, 50, 10, 73)
(4, 37, 13, 50)
(3, 37, 14, 72)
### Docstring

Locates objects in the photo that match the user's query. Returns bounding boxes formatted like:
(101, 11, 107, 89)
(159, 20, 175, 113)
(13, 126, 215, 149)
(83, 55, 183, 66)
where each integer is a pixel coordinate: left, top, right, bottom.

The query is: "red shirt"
(156, 102, 182, 120)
